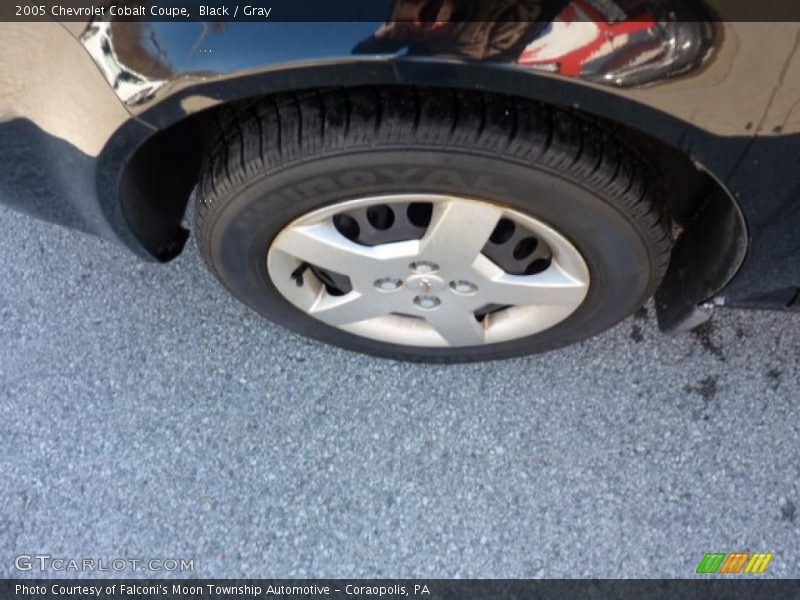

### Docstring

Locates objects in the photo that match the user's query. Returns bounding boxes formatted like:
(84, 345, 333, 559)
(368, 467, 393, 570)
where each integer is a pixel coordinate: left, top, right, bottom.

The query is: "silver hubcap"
(267, 194, 590, 348)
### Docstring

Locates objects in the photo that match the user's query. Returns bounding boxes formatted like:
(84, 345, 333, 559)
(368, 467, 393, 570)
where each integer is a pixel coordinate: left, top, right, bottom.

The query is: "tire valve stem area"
(290, 263, 309, 287)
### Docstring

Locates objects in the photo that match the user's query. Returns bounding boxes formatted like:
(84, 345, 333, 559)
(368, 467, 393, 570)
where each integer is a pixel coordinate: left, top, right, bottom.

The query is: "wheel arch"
(111, 61, 748, 328)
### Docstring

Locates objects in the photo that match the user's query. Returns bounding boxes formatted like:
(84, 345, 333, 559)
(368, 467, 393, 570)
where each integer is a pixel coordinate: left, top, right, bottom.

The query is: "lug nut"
(374, 277, 403, 292)
(413, 295, 441, 310)
(409, 261, 439, 274)
(450, 280, 478, 295)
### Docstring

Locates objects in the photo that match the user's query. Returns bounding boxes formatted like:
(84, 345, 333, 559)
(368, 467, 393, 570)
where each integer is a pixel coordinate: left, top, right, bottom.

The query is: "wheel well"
(119, 85, 744, 327)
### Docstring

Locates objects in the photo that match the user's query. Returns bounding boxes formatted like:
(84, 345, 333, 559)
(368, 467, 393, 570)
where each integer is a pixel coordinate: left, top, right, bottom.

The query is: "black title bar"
(6, 0, 800, 22)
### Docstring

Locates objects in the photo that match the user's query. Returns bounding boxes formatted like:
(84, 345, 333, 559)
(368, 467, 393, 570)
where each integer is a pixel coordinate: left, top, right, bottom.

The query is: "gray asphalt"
(1, 207, 798, 579)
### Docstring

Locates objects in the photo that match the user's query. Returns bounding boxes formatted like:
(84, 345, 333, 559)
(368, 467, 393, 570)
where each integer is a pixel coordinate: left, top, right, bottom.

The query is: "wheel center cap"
(405, 274, 446, 294)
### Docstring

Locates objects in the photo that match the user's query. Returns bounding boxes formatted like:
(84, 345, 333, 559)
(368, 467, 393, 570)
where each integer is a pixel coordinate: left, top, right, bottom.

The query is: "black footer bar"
(3, 579, 800, 600)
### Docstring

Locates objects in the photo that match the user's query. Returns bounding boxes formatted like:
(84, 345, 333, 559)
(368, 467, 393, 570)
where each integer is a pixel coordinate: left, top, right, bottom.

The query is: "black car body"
(2, 0, 799, 360)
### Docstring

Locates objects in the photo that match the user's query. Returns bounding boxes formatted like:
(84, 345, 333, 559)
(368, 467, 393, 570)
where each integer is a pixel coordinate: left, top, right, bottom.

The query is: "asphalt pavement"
(1, 207, 798, 578)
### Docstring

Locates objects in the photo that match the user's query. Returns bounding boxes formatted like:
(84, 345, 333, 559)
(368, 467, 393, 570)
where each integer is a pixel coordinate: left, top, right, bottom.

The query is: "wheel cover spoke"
(272, 222, 418, 279)
(267, 194, 590, 348)
(420, 199, 504, 267)
(423, 303, 487, 346)
(309, 290, 393, 326)
(473, 255, 588, 307)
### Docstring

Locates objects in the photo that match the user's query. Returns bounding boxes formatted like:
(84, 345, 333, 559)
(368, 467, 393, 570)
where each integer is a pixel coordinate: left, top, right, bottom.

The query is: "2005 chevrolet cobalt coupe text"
(1, 0, 798, 362)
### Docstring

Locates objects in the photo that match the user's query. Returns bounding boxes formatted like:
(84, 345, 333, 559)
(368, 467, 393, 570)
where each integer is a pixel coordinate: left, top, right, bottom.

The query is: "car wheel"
(194, 87, 671, 362)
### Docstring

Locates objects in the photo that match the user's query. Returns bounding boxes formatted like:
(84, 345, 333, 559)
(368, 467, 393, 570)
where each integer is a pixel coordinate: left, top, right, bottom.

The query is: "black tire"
(194, 87, 671, 362)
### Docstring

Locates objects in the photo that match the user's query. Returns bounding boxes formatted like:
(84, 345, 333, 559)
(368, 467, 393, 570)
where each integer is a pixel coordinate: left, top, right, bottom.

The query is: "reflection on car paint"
(79, 0, 714, 109)
(81, 22, 170, 105)
(516, 0, 713, 85)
